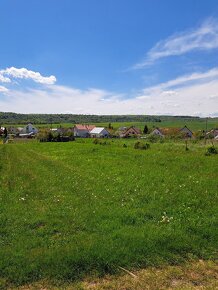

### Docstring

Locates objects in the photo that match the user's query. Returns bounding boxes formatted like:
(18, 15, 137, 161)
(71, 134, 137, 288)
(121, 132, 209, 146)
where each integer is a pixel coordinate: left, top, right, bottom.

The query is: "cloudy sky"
(0, 0, 218, 116)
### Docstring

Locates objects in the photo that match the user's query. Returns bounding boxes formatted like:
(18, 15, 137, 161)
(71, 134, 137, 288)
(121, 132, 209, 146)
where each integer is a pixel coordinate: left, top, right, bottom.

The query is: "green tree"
(143, 124, 148, 134)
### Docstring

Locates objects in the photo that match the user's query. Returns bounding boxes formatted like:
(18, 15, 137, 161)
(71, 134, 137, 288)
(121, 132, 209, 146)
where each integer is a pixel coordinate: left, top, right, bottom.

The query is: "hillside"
(0, 111, 207, 125)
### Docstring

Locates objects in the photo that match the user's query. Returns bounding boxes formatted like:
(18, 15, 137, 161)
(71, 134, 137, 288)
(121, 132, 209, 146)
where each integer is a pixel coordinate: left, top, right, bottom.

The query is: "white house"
(74, 124, 95, 137)
(89, 127, 110, 138)
(21, 123, 38, 134)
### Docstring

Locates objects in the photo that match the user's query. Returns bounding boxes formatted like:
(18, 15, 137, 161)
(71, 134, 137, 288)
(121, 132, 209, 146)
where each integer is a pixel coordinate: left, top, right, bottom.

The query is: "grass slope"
(0, 140, 217, 287)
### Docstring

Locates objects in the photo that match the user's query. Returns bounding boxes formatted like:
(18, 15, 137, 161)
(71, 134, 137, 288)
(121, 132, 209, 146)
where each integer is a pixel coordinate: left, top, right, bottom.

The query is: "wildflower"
(159, 212, 173, 224)
(19, 197, 26, 201)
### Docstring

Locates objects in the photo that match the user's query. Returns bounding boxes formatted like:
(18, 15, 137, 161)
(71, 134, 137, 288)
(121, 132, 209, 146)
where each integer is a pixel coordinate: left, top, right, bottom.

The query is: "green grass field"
(0, 139, 217, 287)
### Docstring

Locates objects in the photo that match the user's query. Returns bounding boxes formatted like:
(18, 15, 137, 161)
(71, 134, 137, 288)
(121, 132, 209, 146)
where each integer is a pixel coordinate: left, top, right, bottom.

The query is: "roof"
(180, 125, 193, 134)
(118, 126, 127, 131)
(152, 128, 181, 135)
(206, 129, 218, 136)
(74, 124, 95, 131)
(119, 126, 141, 135)
(90, 127, 108, 134)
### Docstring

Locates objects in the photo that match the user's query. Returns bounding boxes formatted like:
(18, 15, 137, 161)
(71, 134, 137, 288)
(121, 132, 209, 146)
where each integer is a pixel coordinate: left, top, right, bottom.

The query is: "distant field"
(0, 139, 217, 287)
(4, 118, 218, 131)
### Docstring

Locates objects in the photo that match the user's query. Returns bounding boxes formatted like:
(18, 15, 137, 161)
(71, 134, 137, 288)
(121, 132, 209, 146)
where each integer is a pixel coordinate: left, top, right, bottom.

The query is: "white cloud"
(0, 66, 217, 117)
(0, 68, 218, 117)
(0, 86, 8, 92)
(141, 68, 218, 95)
(0, 67, 56, 85)
(134, 18, 218, 68)
(0, 75, 11, 83)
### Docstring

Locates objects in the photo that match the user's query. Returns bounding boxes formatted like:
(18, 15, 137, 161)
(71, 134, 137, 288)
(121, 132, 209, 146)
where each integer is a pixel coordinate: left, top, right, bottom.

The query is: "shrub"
(205, 146, 218, 156)
(93, 139, 110, 145)
(143, 124, 149, 134)
(134, 141, 150, 150)
(146, 134, 161, 143)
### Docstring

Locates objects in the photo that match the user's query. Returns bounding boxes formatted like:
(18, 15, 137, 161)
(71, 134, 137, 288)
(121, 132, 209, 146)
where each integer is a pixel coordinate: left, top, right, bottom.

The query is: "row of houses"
(151, 125, 193, 138)
(73, 124, 218, 139)
(74, 124, 143, 138)
(6, 123, 39, 137)
(2, 123, 218, 140)
(73, 124, 193, 138)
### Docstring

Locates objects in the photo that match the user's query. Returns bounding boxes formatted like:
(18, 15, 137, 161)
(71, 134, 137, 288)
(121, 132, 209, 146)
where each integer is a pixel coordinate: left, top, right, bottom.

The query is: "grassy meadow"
(0, 139, 217, 288)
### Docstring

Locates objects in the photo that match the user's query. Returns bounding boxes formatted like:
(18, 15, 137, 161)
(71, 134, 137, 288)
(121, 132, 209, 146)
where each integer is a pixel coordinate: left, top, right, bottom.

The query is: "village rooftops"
(74, 124, 96, 131)
(116, 126, 141, 137)
(90, 127, 107, 134)
(151, 125, 193, 137)
(206, 129, 218, 137)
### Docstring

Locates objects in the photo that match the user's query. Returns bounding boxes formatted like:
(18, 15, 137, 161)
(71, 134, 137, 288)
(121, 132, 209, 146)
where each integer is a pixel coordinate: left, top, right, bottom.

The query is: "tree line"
(0, 112, 202, 125)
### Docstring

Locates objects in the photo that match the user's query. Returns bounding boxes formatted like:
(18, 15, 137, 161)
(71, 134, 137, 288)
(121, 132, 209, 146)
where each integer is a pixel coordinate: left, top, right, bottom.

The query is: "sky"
(0, 0, 218, 116)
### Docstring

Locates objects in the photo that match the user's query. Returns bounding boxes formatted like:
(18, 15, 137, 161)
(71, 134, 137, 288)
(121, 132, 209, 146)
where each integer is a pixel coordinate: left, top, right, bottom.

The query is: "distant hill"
(0, 112, 207, 125)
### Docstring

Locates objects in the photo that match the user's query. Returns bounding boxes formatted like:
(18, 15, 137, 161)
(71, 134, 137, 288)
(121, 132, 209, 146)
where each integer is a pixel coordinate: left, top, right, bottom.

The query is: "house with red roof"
(74, 124, 96, 137)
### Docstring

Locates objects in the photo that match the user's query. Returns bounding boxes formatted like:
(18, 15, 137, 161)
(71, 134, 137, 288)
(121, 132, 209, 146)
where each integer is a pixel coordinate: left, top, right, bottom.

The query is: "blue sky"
(0, 0, 218, 116)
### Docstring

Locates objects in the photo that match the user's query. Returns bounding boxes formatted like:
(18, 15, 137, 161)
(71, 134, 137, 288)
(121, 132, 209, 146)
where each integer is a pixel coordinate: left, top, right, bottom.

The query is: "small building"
(116, 126, 141, 138)
(21, 123, 38, 134)
(151, 128, 164, 137)
(19, 132, 35, 138)
(179, 125, 193, 138)
(206, 129, 218, 139)
(8, 127, 19, 135)
(0, 127, 4, 136)
(151, 126, 193, 138)
(90, 127, 110, 138)
(74, 124, 95, 137)
(50, 127, 73, 135)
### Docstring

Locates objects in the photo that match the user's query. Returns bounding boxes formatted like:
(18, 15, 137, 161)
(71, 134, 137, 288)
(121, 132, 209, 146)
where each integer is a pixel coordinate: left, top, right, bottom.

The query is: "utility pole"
(49, 118, 53, 130)
(204, 117, 208, 145)
(205, 117, 208, 133)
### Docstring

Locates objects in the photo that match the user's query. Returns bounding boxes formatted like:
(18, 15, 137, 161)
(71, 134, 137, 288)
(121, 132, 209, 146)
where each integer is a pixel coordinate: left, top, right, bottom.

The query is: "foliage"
(2, 112, 217, 127)
(146, 134, 161, 143)
(93, 138, 110, 145)
(205, 145, 218, 156)
(143, 124, 149, 134)
(134, 141, 150, 150)
(38, 130, 74, 142)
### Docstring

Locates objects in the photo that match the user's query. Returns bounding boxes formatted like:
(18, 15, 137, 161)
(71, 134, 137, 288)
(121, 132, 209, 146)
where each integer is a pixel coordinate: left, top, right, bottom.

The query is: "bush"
(38, 130, 73, 142)
(205, 146, 218, 156)
(134, 141, 150, 150)
(93, 139, 110, 145)
(146, 134, 161, 143)
(93, 139, 99, 144)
